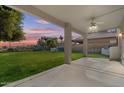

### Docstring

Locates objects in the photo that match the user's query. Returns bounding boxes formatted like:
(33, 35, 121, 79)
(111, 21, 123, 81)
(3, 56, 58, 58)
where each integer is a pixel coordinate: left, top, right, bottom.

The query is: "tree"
(37, 39, 42, 45)
(59, 35, 63, 44)
(37, 37, 47, 49)
(0, 6, 25, 42)
(37, 37, 58, 50)
(46, 38, 58, 50)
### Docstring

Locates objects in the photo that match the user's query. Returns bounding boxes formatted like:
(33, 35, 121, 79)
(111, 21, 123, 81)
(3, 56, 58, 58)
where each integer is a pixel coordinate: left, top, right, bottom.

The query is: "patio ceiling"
(9, 5, 124, 34)
(34, 5, 124, 32)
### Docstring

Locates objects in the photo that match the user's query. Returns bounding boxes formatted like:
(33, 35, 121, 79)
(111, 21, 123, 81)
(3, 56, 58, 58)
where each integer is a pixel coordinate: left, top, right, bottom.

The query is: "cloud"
(23, 28, 55, 34)
(24, 28, 61, 40)
(24, 29, 64, 40)
(30, 28, 54, 33)
(35, 19, 49, 24)
(25, 33, 41, 40)
(23, 28, 81, 40)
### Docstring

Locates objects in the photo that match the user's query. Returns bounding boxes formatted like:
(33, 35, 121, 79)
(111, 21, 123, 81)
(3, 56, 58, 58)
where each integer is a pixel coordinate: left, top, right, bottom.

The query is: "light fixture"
(118, 33, 122, 37)
(88, 17, 98, 33)
(89, 21, 98, 32)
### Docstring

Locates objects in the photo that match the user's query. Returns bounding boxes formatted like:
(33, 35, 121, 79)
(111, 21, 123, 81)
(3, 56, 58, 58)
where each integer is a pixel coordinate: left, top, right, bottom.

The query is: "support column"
(83, 33, 88, 56)
(64, 23, 72, 64)
(118, 26, 124, 65)
(120, 29, 124, 64)
(120, 17, 124, 64)
(117, 28, 122, 60)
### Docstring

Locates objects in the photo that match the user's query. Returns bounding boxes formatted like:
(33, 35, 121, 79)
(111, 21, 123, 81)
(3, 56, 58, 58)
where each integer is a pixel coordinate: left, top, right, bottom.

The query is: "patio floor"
(5, 58, 124, 87)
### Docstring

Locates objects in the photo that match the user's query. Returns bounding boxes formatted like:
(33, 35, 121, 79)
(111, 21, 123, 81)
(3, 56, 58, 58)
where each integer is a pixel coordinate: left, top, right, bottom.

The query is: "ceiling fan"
(88, 7, 124, 33)
(88, 17, 104, 33)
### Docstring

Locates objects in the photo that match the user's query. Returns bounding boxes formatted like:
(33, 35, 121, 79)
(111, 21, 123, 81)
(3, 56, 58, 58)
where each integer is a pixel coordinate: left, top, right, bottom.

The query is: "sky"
(0, 12, 81, 47)
(22, 13, 81, 41)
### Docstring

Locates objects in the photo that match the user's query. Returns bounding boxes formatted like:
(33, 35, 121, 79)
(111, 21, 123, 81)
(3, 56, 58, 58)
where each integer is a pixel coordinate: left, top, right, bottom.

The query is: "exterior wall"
(72, 37, 117, 53)
(88, 37, 117, 49)
(72, 44, 83, 52)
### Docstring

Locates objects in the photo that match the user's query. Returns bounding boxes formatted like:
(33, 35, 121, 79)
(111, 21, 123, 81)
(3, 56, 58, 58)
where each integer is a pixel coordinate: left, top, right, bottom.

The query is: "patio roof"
(9, 5, 124, 34)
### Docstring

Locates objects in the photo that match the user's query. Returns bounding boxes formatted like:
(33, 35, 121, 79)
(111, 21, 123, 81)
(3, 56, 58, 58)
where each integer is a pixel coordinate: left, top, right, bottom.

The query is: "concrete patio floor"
(5, 58, 124, 87)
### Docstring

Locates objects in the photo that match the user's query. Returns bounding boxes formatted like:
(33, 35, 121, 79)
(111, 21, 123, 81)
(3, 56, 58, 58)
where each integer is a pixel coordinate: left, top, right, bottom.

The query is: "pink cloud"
(30, 28, 54, 33)
(35, 19, 49, 24)
(23, 28, 55, 34)
(25, 33, 42, 40)
(23, 28, 81, 40)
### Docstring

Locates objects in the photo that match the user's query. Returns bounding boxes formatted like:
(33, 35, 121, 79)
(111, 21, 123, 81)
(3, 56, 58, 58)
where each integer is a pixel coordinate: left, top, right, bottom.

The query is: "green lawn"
(0, 51, 83, 86)
(0, 51, 107, 86)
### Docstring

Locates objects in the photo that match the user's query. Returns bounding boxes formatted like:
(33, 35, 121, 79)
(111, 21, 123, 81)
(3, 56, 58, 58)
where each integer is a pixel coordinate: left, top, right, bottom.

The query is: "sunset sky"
(0, 12, 81, 47)
(22, 13, 81, 40)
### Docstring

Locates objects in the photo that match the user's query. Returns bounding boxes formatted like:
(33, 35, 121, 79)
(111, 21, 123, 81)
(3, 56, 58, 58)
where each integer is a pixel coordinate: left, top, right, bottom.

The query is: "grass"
(0, 51, 83, 86)
(0, 51, 107, 86)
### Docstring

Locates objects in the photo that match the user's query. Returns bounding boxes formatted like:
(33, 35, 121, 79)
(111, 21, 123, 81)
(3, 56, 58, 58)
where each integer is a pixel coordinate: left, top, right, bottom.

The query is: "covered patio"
(8, 5, 124, 64)
(5, 5, 124, 86)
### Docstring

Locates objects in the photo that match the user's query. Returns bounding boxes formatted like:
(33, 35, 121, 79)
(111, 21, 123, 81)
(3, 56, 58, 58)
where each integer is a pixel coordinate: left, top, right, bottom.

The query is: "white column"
(117, 28, 122, 60)
(117, 28, 122, 49)
(64, 23, 72, 64)
(83, 33, 88, 56)
(119, 17, 124, 64)
(120, 30, 124, 64)
(120, 27, 124, 64)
